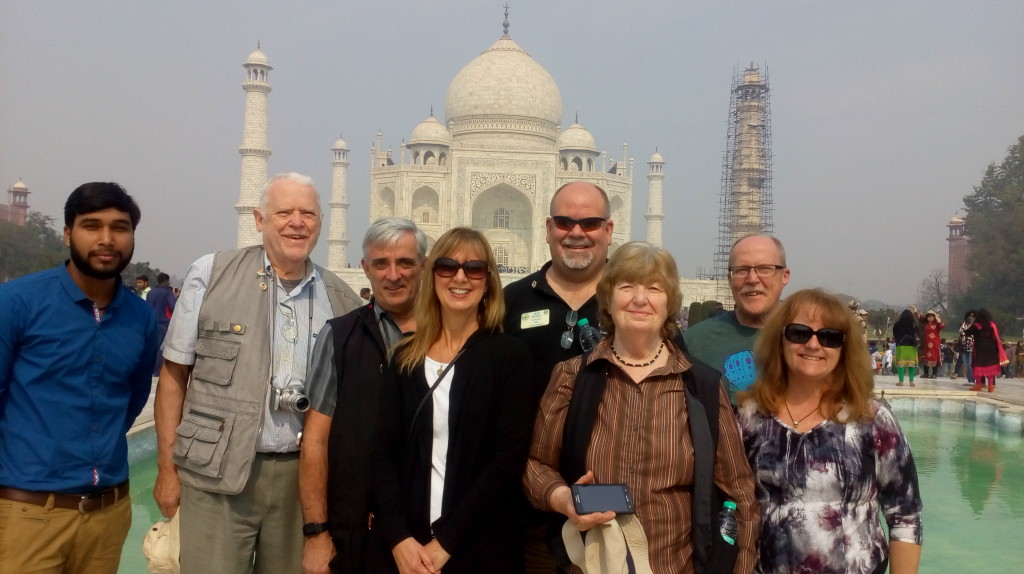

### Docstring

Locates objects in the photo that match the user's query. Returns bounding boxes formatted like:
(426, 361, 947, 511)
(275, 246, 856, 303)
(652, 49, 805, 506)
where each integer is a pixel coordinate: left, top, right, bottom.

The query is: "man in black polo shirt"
(299, 217, 426, 574)
(503, 181, 613, 573)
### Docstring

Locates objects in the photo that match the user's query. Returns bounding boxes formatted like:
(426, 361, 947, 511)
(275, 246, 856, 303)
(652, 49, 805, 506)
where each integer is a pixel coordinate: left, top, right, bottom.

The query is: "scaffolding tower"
(713, 64, 774, 304)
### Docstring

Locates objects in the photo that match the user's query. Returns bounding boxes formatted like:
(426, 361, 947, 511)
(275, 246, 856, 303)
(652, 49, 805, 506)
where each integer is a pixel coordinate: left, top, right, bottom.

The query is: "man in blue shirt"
(0, 182, 158, 574)
(146, 271, 177, 375)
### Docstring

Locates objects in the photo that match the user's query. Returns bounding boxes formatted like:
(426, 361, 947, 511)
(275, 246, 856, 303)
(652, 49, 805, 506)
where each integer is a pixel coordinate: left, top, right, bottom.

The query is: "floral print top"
(736, 399, 923, 574)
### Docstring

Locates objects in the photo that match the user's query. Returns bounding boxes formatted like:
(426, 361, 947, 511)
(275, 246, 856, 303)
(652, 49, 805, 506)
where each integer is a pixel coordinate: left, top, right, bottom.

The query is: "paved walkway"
(872, 371, 1024, 409)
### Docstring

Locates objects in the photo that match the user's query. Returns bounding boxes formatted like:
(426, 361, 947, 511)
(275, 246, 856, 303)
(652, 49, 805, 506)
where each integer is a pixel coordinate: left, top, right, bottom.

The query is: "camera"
(270, 383, 310, 413)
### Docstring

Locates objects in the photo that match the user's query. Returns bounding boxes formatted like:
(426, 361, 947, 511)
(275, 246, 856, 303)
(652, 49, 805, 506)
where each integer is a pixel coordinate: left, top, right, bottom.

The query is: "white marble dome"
(649, 151, 664, 163)
(247, 49, 269, 66)
(410, 116, 451, 145)
(11, 179, 27, 190)
(558, 123, 596, 151)
(445, 36, 562, 125)
(333, 136, 349, 150)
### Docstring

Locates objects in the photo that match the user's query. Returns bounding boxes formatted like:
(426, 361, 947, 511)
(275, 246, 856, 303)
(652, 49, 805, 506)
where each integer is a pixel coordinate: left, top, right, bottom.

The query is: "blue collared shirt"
(164, 252, 335, 452)
(0, 263, 159, 493)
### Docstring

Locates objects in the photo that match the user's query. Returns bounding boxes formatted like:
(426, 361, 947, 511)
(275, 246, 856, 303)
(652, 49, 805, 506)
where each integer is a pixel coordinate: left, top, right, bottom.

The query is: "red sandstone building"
(1, 180, 30, 226)
(947, 214, 970, 297)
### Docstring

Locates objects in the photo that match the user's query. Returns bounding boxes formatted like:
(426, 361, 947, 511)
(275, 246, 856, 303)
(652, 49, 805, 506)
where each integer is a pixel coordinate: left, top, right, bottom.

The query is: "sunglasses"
(560, 309, 578, 349)
(782, 323, 845, 349)
(433, 257, 489, 280)
(551, 215, 607, 232)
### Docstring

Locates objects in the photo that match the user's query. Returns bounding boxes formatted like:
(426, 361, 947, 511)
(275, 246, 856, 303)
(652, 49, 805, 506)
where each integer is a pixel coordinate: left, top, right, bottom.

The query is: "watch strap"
(302, 521, 329, 537)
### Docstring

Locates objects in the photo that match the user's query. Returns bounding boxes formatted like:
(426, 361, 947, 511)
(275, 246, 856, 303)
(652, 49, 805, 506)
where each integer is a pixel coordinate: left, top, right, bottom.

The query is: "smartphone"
(571, 483, 634, 515)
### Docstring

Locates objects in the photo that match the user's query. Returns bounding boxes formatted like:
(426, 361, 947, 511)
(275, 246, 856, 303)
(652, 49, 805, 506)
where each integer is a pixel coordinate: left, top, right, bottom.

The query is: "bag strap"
(559, 350, 608, 485)
(684, 370, 714, 570)
(406, 346, 467, 443)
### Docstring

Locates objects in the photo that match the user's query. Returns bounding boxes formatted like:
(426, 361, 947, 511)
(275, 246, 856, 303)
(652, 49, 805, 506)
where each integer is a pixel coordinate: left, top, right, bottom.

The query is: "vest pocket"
(194, 336, 241, 386)
(173, 408, 236, 477)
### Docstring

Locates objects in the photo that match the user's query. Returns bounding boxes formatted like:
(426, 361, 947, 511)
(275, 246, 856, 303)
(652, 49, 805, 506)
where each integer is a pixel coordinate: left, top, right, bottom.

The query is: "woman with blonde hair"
(372, 227, 533, 574)
(736, 289, 923, 574)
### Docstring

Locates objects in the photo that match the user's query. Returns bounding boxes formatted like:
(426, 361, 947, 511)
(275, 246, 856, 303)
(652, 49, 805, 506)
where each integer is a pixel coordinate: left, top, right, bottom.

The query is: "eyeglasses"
(433, 257, 489, 280)
(551, 216, 607, 232)
(560, 309, 578, 349)
(782, 323, 845, 349)
(728, 265, 785, 279)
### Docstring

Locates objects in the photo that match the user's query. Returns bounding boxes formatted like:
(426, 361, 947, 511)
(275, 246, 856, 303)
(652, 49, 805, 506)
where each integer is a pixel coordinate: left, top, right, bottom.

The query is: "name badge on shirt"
(520, 309, 550, 329)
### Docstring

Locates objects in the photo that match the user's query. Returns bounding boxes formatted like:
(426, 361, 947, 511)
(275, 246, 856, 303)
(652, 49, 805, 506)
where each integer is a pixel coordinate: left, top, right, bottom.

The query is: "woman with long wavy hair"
(371, 227, 533, 574)
(736, 289, 923, 574)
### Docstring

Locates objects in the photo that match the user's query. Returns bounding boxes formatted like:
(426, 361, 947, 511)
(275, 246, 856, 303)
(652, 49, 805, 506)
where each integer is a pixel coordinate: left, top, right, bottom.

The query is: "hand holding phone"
(571, 483, 634, 515)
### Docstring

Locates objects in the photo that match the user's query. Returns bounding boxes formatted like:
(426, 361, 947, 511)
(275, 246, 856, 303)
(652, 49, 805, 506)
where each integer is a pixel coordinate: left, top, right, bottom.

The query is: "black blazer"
(372, 329, 533, 574)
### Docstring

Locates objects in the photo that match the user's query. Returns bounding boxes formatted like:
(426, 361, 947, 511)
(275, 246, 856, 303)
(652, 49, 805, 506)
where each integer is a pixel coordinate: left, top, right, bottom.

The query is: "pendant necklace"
(437, 363, 447, 376)
(784, 400, 821, 427)
(611, 342, 665, 368)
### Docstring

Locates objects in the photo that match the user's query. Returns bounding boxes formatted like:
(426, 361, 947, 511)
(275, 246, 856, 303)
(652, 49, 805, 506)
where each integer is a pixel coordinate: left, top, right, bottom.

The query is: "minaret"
(730, 65, 770, 237)
(947, 215, 970, 297)
(6, 179, 30, 226)
(645, 152, 665, 246)
(235, 46, 273, 247)
(327, 135, 351, 271)
(713, 63, 773, 300)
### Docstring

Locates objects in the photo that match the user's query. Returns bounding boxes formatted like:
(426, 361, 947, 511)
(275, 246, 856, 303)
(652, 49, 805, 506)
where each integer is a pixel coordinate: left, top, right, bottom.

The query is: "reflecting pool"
(898, 413, 1023, 573)
(117, 404, 1024, 573)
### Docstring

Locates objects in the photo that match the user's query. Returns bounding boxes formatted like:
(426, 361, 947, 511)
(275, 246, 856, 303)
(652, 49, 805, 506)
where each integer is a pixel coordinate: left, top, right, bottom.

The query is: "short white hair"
(257, 172, 319, 213)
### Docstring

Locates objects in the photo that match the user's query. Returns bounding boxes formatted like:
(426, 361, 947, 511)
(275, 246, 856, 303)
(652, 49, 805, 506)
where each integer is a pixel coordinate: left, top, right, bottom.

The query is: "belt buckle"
(78, 492, 102, 513)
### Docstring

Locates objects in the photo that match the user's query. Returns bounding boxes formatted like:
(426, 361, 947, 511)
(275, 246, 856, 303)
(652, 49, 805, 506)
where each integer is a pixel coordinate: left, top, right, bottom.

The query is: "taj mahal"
(233, 16, 725, 306)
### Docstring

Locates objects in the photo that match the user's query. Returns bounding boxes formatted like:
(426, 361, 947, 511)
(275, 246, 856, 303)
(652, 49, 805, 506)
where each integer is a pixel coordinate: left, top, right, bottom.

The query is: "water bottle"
(718, 500, 738, 545)
(577, 318, 602, 352)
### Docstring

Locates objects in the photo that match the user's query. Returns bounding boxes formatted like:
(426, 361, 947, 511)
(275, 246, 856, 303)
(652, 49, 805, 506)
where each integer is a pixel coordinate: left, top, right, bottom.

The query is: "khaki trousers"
(0, 492, 131, 574)
(179, 452, 302, 574)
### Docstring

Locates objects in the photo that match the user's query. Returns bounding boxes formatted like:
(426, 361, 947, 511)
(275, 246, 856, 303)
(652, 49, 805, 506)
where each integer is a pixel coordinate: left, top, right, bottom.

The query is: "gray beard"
(561, 251, 594, 270)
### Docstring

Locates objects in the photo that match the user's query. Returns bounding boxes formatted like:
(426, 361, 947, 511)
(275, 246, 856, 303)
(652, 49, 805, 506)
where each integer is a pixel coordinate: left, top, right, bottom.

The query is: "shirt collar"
(58, 260, 126, 309)
(262, 252, 317, 288)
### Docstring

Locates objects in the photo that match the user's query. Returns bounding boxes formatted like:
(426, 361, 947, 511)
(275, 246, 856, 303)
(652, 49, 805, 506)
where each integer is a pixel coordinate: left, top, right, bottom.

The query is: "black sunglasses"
(433, 257, 489, 280)
(551, 215, 607, 232)
(782, 323, 845, 349)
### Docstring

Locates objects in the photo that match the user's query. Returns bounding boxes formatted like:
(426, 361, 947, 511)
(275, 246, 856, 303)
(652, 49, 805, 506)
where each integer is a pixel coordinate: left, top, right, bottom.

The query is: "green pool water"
(116, 410, 1024, 573)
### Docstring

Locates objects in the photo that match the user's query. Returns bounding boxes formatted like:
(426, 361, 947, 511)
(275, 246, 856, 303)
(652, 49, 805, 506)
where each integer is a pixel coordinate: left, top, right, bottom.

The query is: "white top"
(424, 356, 455, 524)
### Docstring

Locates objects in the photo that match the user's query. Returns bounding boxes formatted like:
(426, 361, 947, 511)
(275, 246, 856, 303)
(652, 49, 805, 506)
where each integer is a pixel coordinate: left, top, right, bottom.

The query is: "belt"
(0, 481, 129, 514)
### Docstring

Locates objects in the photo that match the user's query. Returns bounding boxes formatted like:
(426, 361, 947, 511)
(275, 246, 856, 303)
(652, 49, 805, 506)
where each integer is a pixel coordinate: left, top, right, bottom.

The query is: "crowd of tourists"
(870, 306, 1016, 393)
(0, 177, 924, 574)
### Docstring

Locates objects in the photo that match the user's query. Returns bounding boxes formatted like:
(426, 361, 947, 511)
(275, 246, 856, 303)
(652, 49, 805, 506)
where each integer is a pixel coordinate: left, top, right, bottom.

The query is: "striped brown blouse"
(524, 339, 758, 574)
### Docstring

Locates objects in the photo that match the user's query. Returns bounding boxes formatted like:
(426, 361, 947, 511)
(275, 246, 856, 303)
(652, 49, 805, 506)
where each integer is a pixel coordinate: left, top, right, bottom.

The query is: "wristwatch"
(302, 522, 329, 537)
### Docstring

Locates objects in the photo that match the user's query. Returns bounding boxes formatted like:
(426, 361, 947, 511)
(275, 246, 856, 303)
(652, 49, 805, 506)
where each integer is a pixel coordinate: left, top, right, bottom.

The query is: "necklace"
(436, 363, 448, 376)
(783, 400, 821, 427)
(611, 342, 664, 368)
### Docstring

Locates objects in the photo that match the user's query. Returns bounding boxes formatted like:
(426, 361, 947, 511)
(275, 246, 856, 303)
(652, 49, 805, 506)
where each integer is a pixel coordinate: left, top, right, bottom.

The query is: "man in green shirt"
(684, 234, 790, 400)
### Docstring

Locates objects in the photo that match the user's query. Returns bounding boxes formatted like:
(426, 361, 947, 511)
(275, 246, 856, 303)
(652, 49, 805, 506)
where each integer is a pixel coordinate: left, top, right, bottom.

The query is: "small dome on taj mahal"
(558, 123, 596, 151)
(410, 116, 451, 146)
(247, 49, 269, 66)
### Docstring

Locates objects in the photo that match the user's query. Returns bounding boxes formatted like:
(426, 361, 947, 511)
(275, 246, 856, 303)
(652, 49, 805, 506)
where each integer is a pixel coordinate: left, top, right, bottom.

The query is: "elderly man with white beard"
(502, 181, 613, 573)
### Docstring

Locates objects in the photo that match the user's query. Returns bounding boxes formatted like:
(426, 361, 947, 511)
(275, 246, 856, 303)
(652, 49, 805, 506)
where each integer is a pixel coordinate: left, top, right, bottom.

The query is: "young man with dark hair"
(0, 181, 157, 574)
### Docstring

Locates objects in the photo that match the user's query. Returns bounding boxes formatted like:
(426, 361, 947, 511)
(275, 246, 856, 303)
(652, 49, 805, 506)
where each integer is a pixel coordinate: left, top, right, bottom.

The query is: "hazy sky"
(3, 0, 1022, 304)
